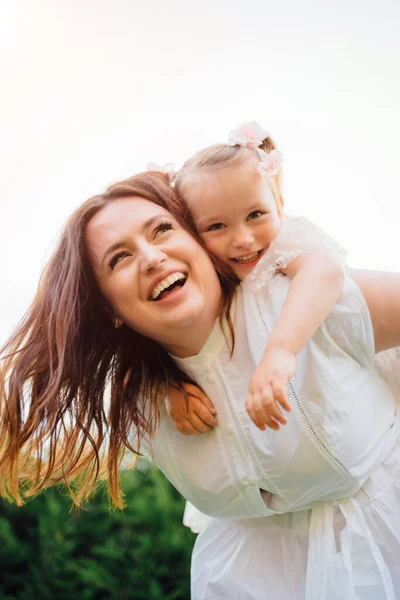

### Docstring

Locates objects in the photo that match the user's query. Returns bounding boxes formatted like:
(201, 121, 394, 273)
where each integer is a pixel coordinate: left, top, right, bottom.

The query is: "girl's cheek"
(201, 236, 225, 259)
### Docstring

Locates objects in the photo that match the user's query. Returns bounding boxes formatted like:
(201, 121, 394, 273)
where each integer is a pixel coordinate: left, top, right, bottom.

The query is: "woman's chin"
(125, 289, 208, 341)
(165, 297, 206, 330)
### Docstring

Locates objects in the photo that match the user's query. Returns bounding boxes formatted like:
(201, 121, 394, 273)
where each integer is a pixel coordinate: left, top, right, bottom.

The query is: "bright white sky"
(0, 0, 399, 345)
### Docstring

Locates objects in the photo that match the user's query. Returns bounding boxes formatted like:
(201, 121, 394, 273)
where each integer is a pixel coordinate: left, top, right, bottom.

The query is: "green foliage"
(0, 463, 195, 599)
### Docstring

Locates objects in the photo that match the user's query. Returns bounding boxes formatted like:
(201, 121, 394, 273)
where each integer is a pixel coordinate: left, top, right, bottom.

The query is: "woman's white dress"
(148, 216, 400, 599)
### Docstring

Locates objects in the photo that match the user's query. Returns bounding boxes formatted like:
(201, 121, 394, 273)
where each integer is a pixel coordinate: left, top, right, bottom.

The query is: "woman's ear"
(114, 317, 123, 329)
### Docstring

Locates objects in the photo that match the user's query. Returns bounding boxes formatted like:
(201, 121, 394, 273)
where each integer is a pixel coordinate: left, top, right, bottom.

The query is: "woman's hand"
(166, 383, 218, 434)
(245, 347, 294, 431)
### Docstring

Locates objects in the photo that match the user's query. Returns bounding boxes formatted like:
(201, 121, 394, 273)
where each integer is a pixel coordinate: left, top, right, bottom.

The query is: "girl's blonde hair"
(175, 135, 284, 214)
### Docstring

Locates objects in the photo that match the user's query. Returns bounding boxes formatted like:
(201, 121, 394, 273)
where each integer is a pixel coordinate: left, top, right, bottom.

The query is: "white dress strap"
(306, 503, 335, 600)
(306, 499, 396, 600)
(340, 499, 396, 599)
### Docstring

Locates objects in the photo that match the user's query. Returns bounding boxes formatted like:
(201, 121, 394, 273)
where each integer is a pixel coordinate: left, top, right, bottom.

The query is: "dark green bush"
(0, 463, 195, 599)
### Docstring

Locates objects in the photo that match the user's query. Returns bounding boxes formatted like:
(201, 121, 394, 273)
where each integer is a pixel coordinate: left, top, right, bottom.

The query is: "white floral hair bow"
(147, 162, 176, 184)
(256, 149, 282, 177)
(228, 121, 270, 149)
(228, 121, 282, 177)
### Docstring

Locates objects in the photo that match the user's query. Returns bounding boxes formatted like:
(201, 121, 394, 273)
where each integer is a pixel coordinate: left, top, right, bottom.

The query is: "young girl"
(166, 121, 349, 433)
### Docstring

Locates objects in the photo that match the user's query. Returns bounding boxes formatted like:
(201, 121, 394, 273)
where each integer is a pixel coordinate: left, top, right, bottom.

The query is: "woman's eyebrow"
(100, 214, 168, 267)
(101, 241, 125, 268)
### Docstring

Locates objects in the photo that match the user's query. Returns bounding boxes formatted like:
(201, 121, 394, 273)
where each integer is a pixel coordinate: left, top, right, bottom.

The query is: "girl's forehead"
(187, 163, 267, 217)
(203, 161, 258, 193)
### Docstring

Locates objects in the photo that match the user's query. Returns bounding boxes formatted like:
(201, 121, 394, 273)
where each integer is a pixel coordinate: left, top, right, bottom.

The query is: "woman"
(0, 172, 399, 599)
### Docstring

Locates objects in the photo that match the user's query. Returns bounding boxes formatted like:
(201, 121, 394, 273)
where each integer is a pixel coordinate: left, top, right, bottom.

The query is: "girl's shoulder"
(278, 214, 348, 262)
(242, 214, 347, 291)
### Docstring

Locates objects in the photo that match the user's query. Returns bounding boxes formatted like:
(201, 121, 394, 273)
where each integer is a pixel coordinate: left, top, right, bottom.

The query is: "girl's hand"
(245, 347, 294, 431)
(166, 383, 218, 435)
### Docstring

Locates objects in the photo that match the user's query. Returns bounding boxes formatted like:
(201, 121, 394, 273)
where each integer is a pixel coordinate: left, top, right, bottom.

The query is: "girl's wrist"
(264, 342, 296, 358)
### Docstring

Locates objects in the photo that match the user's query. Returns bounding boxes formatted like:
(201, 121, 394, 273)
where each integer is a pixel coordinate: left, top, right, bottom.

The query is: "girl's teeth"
(235, 252, 258, 264)
(151, 272, 187, 300)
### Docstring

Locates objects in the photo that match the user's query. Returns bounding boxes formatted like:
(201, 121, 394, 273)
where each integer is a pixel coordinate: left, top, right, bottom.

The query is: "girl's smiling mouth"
(230, 249, 264, 266)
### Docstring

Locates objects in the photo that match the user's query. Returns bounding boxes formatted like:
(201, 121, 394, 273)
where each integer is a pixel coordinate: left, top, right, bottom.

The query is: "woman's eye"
(109, 251, 130, 270)
(206, 222, 225, 232)
(247, 210, 264, 221)
(154, 221, 173, 237)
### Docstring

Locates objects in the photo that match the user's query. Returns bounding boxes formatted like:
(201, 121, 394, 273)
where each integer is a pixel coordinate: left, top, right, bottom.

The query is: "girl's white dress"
(148, 216, 400, 600)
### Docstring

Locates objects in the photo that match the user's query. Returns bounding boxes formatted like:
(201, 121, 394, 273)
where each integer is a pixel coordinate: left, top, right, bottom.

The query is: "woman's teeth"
(234, 251, 259, 264)
(151, 272, 187, 300)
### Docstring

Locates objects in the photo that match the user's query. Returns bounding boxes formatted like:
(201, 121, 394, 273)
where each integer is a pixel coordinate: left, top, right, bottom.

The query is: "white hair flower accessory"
(147, 162, 176, 184)
(228, 121, 282, 177)
(228, 121, 270, 149)
(257, 149, 282, 177)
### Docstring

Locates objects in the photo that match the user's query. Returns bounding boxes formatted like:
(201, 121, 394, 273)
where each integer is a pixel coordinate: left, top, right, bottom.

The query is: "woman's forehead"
(85, 196, 172, 259)
(88, 196, 170, 234)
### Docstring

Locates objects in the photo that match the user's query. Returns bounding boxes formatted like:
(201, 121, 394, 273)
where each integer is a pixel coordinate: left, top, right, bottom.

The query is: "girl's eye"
(247, 210, 264, 221)
(154, 221, 173, 238)
(109, 251, 130, 270)
(206, 222, 225, 232)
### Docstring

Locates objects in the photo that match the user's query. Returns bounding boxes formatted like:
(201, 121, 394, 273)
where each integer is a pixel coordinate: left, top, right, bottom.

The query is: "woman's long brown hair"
(0, 172, 237, 508)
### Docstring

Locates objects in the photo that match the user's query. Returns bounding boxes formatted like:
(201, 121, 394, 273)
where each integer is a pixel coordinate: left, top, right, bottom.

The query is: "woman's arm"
(349, 268, 400, 353)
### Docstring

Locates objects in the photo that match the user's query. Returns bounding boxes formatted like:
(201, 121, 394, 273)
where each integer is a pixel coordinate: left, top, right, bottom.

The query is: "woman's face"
(86, 196, 221, 354)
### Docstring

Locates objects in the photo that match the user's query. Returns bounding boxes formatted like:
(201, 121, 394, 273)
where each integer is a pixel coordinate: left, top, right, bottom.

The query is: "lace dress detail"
(244, 215, 348, 292)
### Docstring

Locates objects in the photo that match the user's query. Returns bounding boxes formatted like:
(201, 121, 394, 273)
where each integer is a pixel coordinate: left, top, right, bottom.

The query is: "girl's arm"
(349, 268, 400, 352)
(246, 250, 344, 430)
(268, 250, 344, 353)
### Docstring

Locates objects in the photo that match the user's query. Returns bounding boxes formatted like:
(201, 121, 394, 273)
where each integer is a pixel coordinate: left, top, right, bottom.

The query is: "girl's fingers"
(247, 392, 276, 430)
(185, 384, 217, 416)
(246, 399, 266, 430)
(247, 386, 287, 429)
(196, 402, 218, 427)
(179, 421, 198, 435)
(184, 414, 214, 434)
(259, 389, 287, 424)
(272, 385, 292, 413)
(266, 416, 281, 430)
(194, 390, 217, 415)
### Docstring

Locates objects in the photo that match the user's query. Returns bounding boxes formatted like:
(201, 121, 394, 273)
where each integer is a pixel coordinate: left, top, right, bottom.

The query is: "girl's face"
(188, 161, 281, 280)
(86, 196, 221, 354)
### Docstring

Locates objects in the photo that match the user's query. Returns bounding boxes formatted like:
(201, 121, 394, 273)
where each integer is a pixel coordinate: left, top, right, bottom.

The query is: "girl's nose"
(139, 245, 167, 273)
(231, 227, 254, 249)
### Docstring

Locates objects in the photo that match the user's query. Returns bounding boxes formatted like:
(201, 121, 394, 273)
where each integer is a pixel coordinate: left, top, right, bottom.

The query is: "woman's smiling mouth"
(150, 271, 188, 301)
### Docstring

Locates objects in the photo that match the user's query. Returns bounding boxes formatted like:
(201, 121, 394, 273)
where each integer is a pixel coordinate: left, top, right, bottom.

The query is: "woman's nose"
(139, 245, 167, 273)
(231, 227, 254, 249)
